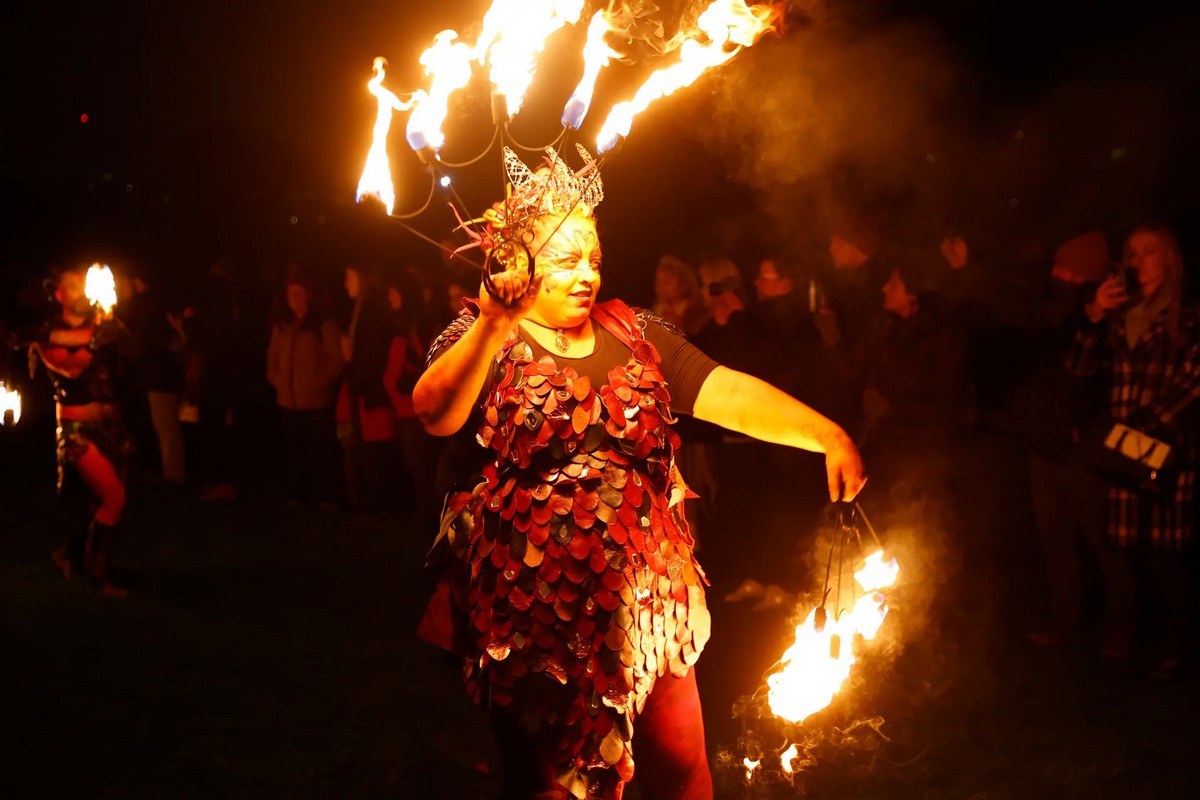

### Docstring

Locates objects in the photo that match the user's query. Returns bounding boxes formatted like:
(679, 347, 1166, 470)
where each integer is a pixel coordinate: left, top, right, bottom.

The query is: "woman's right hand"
(477, 265, 542, 328)
(1086, 274, 1127, 322)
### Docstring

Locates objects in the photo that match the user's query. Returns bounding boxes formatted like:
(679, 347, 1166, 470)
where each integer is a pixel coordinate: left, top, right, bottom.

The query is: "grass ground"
(2, 426, 1197, 799)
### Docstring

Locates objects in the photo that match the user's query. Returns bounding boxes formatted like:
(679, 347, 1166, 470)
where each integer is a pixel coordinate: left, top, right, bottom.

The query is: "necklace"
(523, 318, 571, 353)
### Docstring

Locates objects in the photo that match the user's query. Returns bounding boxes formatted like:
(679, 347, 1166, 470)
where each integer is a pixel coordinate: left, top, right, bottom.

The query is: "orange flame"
(765, 550, 898, 724)
(0, 381, 20, 426)
(595, 0, 774, 152)
(476, 0, 585, 118)
(562, 10, 620, 129)
(743, 756, 760, 780)
(357, 57, 416, 215)
(780, 743, 800, 774)
(406, 30, 475, 154)
(85, 264, 117, 314)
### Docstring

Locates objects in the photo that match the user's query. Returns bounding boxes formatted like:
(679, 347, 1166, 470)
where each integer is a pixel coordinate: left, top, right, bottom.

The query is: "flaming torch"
(85, 264, 117, 316)
(407, 29, 475, 165)
(0, 381, 20, 426)
(356, 57, 416, 215)
(595, 0, 775, 153)
(561, 9, 621, 129)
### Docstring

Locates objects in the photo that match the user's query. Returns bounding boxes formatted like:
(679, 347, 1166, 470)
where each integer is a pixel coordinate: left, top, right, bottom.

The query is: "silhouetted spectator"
(268, 273, 344, 510)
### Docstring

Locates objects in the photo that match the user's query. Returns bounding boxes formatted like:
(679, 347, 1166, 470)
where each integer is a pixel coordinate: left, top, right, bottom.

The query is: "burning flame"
(595, 0, 775, 153)
(562, 10, 620, 129)
(357, 57, 416, 215)
(0, 381, 20, 426)
(476, 0, 585, 119)
(743, 757, 760, 780)
(85, 264, 117, 314)
(765, 550, 898, 725)
(780, 743, 799, 774)
(406, 30, 475, 154)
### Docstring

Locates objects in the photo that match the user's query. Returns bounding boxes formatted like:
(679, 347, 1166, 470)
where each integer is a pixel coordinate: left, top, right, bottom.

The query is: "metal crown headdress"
(497, 143, 604, 228)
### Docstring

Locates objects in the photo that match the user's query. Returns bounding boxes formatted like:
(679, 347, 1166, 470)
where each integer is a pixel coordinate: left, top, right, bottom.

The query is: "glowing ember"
(406, 30, 475, 154)
(85, 264, 117, 314)
(780, 743, 799, 774)
(356, 57, 416, 215)
(476, 0, 585, 119)
(743, 757, 760, 780)
(595, 0, 775, 153)
(766, 550, 898, 724)
(0, 382, 20, 426)
(562, 10, 620, 129)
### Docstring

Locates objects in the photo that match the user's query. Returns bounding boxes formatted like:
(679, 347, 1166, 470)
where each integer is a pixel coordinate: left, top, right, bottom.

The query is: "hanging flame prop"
(765, 550, 899, 725)
(0, 381, 20, 426)
(85, 264, 117, 315)
(595, 0, 775, 153)
(357, 58, 416, 215)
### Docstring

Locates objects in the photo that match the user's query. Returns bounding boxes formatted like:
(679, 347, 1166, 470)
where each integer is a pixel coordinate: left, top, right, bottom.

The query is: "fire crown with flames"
(356, 0, 777, 218)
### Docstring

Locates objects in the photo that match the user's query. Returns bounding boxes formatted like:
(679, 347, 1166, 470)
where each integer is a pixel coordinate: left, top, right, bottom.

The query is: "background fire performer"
(414, 149, 866, 800)
(29, 265, 136, 597)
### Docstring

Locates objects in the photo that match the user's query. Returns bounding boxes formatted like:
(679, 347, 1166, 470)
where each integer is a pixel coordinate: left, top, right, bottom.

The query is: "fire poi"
(729, 503, 903, 788)
(0, 381, 20, 426)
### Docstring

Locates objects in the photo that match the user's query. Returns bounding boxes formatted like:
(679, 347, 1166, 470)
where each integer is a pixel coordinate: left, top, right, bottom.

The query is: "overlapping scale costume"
(434, 301, 710, 799)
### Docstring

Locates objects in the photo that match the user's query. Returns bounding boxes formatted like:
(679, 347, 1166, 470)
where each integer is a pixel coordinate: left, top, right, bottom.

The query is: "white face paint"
(530, 214, 602, 330)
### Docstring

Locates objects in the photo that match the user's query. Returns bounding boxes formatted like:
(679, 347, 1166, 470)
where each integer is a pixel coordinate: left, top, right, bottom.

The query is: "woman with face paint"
(413, 149, 866, 800)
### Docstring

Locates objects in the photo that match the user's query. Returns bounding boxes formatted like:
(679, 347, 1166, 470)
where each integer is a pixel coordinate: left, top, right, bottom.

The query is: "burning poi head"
(84, 264, 117, 315)
(0, 381, 20, 426)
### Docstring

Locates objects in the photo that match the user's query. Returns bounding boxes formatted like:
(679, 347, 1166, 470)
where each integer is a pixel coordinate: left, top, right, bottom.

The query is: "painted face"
(881, 269, 915, 314)
(286, 283, 310, 319)
(56, 271, 92, 317)
(1126, 231, 1167, 295)
(532, 214, 602, 328)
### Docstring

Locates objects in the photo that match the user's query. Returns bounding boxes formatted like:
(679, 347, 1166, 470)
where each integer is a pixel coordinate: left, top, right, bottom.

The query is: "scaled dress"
(427, 300, 712, 799)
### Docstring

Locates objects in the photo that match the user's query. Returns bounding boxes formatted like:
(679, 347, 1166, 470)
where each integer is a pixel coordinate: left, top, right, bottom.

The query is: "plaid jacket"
(1070, 304, 1200, 550)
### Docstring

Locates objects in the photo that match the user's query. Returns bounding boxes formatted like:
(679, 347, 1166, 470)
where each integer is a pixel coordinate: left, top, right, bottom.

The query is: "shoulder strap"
(590, 299, 644, 350)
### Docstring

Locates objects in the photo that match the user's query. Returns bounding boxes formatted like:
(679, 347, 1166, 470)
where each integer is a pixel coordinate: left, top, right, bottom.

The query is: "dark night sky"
(2, 0, 1197, 294)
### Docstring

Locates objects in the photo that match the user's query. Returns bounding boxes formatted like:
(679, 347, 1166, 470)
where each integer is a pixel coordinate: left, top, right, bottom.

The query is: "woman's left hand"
(826, 434, 867, 503)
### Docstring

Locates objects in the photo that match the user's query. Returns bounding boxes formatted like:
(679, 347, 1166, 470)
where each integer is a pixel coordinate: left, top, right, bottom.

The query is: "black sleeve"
(643, 318, 719, 416)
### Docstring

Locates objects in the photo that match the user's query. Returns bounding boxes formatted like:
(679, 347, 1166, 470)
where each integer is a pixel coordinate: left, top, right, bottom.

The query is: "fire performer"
(414, 148, 866, 799)
(29, 265, 135, 596)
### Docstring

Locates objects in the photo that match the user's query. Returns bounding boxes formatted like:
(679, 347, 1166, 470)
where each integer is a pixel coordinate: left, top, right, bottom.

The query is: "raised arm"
(413, 270, 540, 437)
(693, 365, 866, 502)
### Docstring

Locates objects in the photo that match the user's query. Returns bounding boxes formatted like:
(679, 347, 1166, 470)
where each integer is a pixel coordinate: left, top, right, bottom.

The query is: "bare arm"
(693, 365, 866, 502)
(413, 271, 539, 436)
